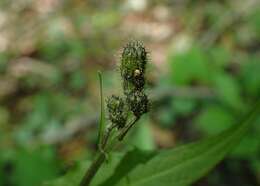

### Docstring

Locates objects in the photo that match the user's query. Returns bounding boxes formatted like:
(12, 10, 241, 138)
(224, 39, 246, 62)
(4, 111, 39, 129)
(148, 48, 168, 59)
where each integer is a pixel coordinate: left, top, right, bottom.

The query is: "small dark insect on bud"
(106, 95, 128, 128)
(126, 91, 149, 117)
(120, 41, 147, 92)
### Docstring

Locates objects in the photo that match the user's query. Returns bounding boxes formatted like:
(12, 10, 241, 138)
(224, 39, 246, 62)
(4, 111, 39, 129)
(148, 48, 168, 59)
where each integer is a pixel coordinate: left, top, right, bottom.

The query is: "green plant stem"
(80, 126, 115, 186)
(80, 135, 113, 186)
(99, 124, 116, 151)
(79, 117, 140, 186)
(118, 117, 140, 141)
(79, 152, 106, 186)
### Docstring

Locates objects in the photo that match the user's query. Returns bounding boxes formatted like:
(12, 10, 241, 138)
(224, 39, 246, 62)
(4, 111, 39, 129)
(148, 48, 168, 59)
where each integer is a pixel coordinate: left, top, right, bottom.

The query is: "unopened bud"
(106, 95, 128, 128)
(120, 41, 147, 93)
(126, 91, 149, 117)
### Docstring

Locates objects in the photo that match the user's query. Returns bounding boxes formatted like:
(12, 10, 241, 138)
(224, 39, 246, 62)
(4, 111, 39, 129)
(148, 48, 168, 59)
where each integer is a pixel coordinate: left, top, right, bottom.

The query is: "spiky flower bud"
(120, 41, 147, 94)
(126, 91, 149, 117)
(106, 95, 128, 128)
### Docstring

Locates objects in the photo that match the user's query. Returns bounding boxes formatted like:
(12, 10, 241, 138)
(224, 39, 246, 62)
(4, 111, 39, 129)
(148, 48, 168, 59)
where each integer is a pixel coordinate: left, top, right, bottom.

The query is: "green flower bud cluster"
(106, 41, 149, 129)
(126, 91, 148, 117)
(121, 41, 149, 117)
(106, 95, 128, 129)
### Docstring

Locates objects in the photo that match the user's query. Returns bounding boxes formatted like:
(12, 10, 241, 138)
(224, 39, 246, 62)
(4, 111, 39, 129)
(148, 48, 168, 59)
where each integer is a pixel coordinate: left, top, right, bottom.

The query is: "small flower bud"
(106, 95, 128, 128)
(126, 91, 149, 117)
(120, 41, 147, 92)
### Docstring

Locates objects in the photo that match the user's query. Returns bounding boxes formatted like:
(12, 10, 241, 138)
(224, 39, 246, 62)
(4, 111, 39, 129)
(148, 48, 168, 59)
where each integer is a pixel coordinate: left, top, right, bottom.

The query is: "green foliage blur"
(0, 0, 259, 186)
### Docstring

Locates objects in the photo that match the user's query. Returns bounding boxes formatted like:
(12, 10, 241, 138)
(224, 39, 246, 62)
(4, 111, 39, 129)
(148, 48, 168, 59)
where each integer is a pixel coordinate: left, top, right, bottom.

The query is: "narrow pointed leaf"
(97, 71, 105, 146)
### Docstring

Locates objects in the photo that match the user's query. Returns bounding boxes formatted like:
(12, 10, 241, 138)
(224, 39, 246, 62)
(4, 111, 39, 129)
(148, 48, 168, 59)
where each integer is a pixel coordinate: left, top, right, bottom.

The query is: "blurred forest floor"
(0, 0, 260, 186)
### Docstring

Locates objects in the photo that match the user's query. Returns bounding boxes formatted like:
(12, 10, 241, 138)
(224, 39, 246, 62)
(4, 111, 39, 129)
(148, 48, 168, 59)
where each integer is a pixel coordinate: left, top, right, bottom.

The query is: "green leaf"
(209, 46, 231, 68)
(230, 135, 260, 158)
(69, 70, 86, 90)
(249, 8, 260, 35)
(171, 98, 196, 116)
(42, 155, 116, 186)
(195, 105, 235, 135)
(240, 56, 260, 97)
(169, 46, 210, 85)
(213, 72, 243, 110)
(42, 161, 90, 186)
(113, 100, 260, 186)
(131, 117, 156, 151)
(97, 71, 105, 146)
(13, 147, 59, 186)
(98, 149, 156, 186)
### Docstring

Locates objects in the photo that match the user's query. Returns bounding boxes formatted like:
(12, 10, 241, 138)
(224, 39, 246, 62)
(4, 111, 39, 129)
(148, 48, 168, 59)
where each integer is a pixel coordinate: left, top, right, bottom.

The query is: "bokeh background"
(0, 0, 260, 185)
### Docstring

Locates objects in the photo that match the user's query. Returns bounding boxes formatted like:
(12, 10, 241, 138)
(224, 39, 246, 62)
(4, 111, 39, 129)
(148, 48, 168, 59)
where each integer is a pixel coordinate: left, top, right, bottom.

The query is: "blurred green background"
(0, 0, 259, 185)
